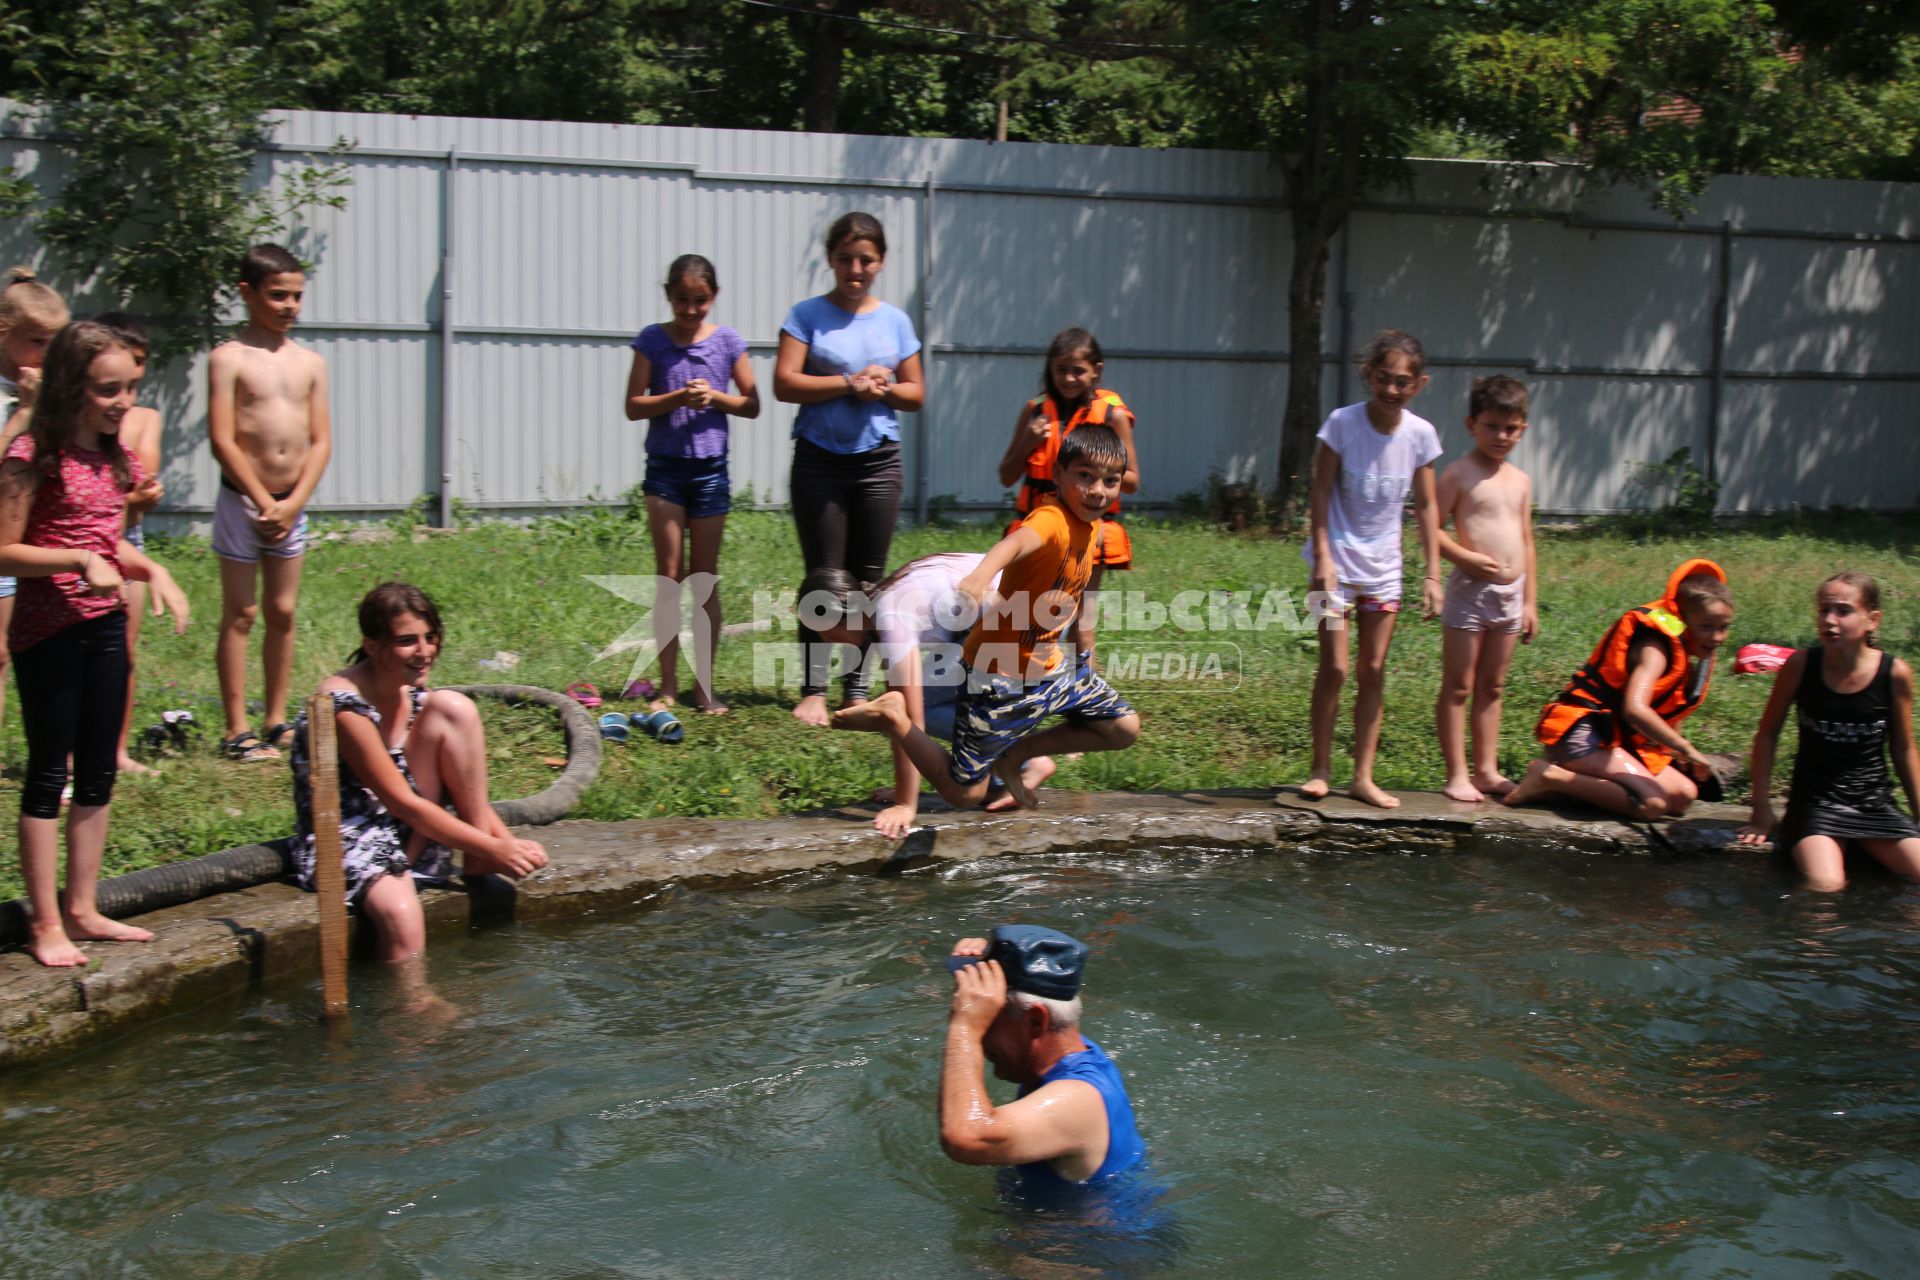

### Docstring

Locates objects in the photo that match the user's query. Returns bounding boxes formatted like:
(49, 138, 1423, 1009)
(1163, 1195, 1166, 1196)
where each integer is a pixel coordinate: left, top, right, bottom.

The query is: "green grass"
(1, 505, 1916, 901)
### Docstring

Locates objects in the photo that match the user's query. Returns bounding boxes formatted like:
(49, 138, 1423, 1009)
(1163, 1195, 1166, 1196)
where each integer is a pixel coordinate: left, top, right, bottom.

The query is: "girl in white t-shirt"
(1301, 330, 1444, 809)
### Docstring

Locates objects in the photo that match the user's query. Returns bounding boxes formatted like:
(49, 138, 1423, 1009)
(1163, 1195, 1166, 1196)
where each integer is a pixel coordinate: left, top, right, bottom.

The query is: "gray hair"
(1008, 989, 1081, 1031)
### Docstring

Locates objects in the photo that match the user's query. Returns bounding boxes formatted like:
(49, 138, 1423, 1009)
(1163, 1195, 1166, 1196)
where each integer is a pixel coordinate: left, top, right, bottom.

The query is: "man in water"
(939, 925, 1145, 1186)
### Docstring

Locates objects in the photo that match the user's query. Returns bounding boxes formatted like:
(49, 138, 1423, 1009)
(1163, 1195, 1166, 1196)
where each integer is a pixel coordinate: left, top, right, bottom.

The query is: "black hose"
(0, 683, 600, 948)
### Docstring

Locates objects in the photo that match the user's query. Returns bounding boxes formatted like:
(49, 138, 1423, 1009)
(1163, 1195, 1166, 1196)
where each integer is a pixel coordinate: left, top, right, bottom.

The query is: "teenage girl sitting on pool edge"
(1738, 572, 1920, 890)
(290, 582, 548, 968)
(1505, 559, 1733, 818)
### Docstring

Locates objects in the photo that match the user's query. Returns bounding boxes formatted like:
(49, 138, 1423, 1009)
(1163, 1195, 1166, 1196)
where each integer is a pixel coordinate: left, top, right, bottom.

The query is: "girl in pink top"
(0, 320, 190, 967)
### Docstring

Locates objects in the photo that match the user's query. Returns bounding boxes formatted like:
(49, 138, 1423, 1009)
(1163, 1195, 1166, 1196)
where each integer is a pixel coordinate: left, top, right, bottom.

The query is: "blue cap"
(946, 925, 1088, 1000)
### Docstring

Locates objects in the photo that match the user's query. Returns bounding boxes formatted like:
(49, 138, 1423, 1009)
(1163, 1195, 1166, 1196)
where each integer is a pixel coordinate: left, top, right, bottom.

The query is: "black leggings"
(791, 438, 902, 699)
(15, 610, 130, 819)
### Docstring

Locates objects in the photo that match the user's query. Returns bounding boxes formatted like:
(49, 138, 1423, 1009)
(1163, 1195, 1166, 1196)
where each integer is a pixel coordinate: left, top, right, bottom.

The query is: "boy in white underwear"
(1434, 375, 1537, 802)
(208, 244, 333, 763)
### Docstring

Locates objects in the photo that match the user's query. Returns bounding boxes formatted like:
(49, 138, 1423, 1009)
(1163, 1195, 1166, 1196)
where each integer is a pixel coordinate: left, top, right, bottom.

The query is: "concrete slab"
(0, 788, 1748, 1070)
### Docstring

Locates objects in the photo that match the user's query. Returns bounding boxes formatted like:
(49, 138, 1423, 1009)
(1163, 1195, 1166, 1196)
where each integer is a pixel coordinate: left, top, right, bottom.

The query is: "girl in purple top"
(0, 321, 189, 967)
(623, 254, 760, 715)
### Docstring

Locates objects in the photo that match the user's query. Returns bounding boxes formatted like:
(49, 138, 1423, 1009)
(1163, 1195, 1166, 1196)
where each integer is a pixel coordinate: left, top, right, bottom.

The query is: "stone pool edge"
(0, 788, 1746, 1069)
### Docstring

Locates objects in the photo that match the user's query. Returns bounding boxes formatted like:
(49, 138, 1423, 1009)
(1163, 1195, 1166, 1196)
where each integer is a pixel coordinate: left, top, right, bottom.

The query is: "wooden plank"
(305, 693, 350, 1018)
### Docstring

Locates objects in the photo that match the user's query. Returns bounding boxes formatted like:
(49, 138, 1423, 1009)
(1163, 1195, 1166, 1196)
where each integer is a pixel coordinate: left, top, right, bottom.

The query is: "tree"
(1166, 0, 1914, 520)
(4, 0, 347, 356)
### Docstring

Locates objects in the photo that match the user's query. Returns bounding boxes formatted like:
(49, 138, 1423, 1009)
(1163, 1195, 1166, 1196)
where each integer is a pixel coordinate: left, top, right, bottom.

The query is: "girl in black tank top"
(1739, 574, 1920, 890)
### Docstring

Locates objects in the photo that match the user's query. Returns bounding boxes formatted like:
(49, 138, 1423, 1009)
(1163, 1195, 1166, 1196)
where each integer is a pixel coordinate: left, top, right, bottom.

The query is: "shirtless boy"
(1434, 375, 1537, 802)
(208, 244, 332, 762)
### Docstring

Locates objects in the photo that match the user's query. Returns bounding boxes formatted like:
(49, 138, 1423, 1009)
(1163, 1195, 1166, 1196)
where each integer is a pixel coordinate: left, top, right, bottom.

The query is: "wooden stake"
(306, 692, 351, 1018)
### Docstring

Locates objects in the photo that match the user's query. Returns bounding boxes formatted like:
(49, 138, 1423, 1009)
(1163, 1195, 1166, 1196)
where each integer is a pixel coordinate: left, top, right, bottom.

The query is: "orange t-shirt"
(963, 497, 1098, 681)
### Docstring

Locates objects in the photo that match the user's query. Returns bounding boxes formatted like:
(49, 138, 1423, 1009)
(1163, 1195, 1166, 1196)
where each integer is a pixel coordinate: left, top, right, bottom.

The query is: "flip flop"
(598, 712, 632, 743)
(564, 681, 603, 710)
(631, 709, 684, 744)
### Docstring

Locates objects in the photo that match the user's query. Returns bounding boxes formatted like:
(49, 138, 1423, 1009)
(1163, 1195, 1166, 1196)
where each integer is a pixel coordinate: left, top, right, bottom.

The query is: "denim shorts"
(643, 453, 731, 519)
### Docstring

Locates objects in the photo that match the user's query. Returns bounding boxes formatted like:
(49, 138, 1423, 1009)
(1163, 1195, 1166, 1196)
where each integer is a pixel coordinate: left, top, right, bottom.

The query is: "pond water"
(4, 846, 1918, 1278)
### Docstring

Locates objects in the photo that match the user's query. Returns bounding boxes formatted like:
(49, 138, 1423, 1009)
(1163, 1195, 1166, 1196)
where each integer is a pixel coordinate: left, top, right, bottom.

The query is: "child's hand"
(1458, 550, 1503, 580)
(147, 565, 191, 634)
(80, 550, 122, 598)
(128, 476, 164, 516)
(1309, 555, 1338, 595)
(874, 803, 917, 839)
(15, 366, 40, 406)
(1019, 410, 1050, 451)
(1421, 576, 1444, 619)
(1736, 803, 1777, 848)
(255, 499, 295, 542)
(1521, 605, 1539, 644)
(851, 375, 887, 403)
(682, 378, 713, 410)
(858, 364, 893, 389)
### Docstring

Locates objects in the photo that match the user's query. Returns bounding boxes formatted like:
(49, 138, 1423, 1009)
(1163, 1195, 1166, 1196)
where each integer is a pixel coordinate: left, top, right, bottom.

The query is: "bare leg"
(1437, 627, 1483, 801)
(1348, 609, 1400, 809)
(359, 868, 427, 964)
(995, 715, 1140, 809)
(1503, 750, 1666, 817)
(686, 514, 727, 713)
(216, 556, 261, 740)
(1304, 613, 1348, 798)
(115, 580, 155, 774)
(19, 813, 86, 966)
(1469, 628, 1521, 796)
(1859, 836, 1920, 884)
(645, 495, 688, 707)
(983, 755, 1058, 812)
(61, 802, 152, 944)
(1790, 834, 1849, 892)
(833, 691, 992, 808)
(258, 554, 305, 739)
(407, 690, 515, 863)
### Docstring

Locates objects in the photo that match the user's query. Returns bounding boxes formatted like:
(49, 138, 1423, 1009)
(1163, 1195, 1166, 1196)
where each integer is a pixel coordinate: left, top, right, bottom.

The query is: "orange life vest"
(1015, 389, 1130, 518)
(1534, 558, 1727, 775)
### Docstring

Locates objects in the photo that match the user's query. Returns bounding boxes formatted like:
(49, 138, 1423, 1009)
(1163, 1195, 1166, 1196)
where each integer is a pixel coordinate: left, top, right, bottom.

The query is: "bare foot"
(63, 912, 154, 944)
(1348, 778, 1401, 809)
(689, 691, 730, 716)
(1299, 773, 1332, 800)
(984, 756, 1056, 812)
(992, 756, 1040, 809)
(1442, 777, 1486, 803)
(793, 693, 830, 727)
(649, 694, 679, 713)
(1473, 773, 1515, 798)
(1502, 759, 1559, 808)
(117, 754, 158, 776)
(831, 690, 908, 734)
(29, 927, 88, 968)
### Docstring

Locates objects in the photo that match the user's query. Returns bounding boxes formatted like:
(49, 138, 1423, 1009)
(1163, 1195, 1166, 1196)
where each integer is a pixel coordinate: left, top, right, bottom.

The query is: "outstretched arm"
(1737, 650, 1805, 844)
(1622, 636, 1712, 772)
(1890, 659, 1920, 821)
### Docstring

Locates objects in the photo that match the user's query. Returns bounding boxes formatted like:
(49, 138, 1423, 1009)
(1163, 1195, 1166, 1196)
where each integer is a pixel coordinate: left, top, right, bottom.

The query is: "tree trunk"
(1276, 200, 1337, 527)
(801, 11, 844, 133)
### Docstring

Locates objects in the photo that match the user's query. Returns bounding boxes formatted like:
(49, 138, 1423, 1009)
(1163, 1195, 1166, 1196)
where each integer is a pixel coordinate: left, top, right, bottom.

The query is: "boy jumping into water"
(208, 244, 332, 762)
(1434, 375, 1538, 802)
(833, 425, 1139, 810)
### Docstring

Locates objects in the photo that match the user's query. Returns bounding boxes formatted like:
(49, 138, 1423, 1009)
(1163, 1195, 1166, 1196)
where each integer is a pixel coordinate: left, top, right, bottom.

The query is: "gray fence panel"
(4, 102, 1916, 521)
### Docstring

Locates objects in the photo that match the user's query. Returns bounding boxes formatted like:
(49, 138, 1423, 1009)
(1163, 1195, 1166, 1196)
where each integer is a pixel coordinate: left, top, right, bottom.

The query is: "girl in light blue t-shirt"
(774, 212, 926, 725)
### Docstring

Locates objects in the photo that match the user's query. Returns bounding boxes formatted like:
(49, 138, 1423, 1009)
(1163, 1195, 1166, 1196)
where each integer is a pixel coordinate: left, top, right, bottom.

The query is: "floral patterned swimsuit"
(291, 688, 455, 904)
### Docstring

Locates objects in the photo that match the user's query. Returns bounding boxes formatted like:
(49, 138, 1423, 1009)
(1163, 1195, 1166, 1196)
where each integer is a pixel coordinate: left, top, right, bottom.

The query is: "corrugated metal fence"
(3, 105, 1917, 519)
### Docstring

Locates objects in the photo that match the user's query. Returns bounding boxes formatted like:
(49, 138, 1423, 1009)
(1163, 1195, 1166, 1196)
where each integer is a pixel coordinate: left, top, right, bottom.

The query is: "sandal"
(622, 678, 657, 701)
(262, 722, 296, 751)
(598, 712, 632, 743)
(564, 681, 603, 710)
(221, 731, 280, 763)
(631, 708, 684, 744)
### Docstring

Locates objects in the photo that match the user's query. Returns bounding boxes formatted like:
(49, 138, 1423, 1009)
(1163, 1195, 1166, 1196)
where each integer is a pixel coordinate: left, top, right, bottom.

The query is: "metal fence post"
(438, 147, 458, 529)
(916, 170, 935, 524)
(1706, 218, 1731, 498)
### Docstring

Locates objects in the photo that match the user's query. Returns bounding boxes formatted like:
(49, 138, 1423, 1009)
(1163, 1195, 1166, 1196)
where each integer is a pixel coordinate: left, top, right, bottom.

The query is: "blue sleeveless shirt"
(1016, 1037, 1146, 1185)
